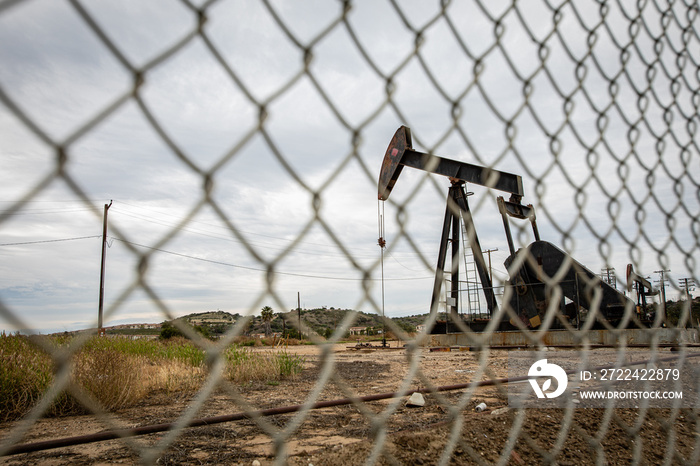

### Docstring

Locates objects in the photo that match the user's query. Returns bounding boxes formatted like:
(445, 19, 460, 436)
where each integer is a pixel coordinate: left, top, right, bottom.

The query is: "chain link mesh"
(1, 0, 699, 464)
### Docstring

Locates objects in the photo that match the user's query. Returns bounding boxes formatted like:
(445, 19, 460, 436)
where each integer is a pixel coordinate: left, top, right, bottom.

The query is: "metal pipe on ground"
(4, 352, 699, 456)
(3, 379, 508, 456)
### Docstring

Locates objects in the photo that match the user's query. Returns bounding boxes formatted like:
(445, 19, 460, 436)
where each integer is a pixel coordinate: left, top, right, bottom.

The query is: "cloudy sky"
(1, 0, 698, 334)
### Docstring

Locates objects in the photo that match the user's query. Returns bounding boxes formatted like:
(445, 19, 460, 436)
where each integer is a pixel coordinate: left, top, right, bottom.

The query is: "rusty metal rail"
(5, 352, 699, 457)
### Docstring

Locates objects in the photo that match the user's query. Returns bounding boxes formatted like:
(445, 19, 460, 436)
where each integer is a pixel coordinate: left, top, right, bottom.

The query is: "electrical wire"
(388, 252, 435, 271)
(111, 204, 384, 259)
(114, 201, 450, 259)
(0, 207, 95, 215)
(1, 199, 436, 259)
(113, 208, 376, 259)
(111, 237, 431, 282)
(0, 235, 101, 246)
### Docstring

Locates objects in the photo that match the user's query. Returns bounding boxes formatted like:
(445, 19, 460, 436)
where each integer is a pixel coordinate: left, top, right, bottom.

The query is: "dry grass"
(150, 359, 207, 394)
(0, 333, 53, 422)
(70, 349, 149, 411)
(0, 333, 304, 422)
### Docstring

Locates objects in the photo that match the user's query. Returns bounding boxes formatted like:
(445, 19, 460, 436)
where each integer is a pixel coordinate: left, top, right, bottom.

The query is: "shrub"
(0, 333, 53, 422)
(277, 349, 306, 377)
(0, 334, 208, 421)
(0, 335, 304, 422)
(159, 324, 183, 340)
(70, 347, 146, 411)
(224, 346, 305, 383)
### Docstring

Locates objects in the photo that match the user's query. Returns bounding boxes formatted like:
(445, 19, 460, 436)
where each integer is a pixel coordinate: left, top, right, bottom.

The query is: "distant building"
(349, 326, 367, 335)
(104, 323, 161, 331)
(251, 333, 282, 339)
(127, 335, 158, 341)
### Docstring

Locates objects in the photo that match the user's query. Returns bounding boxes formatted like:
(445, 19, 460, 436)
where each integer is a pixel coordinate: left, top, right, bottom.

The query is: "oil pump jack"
(378, 126, 657, 333)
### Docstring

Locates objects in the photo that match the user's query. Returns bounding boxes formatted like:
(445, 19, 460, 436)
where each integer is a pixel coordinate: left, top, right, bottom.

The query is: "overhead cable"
(0, 235, 101, 247)
(112, 237, 431, 282)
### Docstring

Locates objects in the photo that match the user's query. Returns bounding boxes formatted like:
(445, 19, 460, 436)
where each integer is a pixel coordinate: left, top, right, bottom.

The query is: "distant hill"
(53, 309, 429, 337)
(170, 308, 428, 337)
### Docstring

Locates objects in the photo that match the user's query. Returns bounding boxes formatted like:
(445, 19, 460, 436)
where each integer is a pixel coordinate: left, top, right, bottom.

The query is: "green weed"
(0, 334, 304, 422)
(223, 346, 305, 383)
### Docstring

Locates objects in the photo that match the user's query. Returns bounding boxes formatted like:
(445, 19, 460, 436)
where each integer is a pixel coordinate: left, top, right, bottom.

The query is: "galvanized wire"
(0, 0, 699, 464)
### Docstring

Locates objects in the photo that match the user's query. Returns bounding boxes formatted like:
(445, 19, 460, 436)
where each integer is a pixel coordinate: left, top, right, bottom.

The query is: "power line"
(0, 201, 439, 279)
(111, 237, 432, 282)
(0, 235, 101, 246)
(0, 225, 433, 282)
(111, 205, 388, 259)
(0, 199, 104, 203)
(0, 199, 104, 215)
(117, 201, 348, 248)
(113, 201, 443, 259)
(0, 207, 95, 215)
(387, 252, 434, 272)
(0, 199, 440, 259)
(113, 208, 369, 259)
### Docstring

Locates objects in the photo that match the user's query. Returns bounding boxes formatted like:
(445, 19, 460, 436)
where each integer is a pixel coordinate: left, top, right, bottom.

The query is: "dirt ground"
(1, 344, 698, 465)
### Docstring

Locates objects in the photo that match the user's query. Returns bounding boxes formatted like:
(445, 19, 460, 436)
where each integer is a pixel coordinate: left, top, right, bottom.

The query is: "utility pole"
(483, 248, 498, 283)
(680, 278, 696, 300)
(98, 200, 112, 336)
(654, 269, 670, 326)
(297, 292, 302, 340)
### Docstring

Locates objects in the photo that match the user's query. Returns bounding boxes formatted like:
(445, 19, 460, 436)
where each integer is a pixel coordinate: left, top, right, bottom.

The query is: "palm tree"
(261, 306, 273, 336)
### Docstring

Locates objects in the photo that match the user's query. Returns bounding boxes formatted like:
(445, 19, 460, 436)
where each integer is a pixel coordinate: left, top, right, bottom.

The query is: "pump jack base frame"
(426, 328, 699, 349)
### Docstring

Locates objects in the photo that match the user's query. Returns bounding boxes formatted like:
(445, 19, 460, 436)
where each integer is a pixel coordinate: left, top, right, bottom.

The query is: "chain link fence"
(1, 0, 699, 464)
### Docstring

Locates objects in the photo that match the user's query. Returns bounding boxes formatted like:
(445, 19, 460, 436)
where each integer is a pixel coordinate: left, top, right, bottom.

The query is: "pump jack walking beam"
(378, 126, 524, 201)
